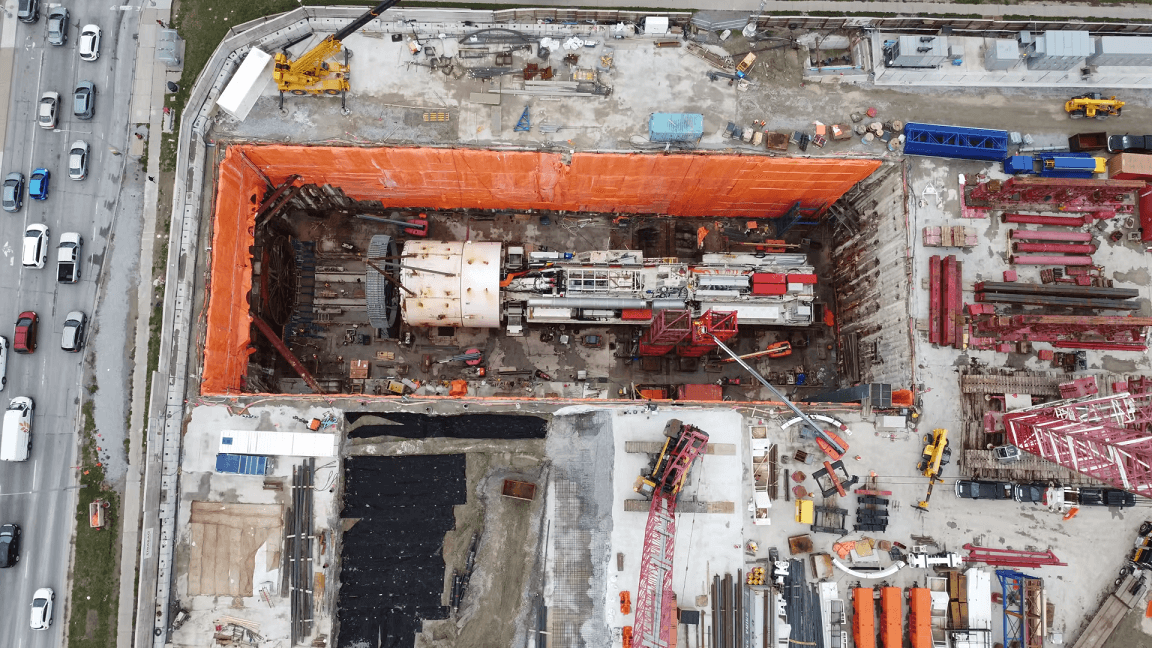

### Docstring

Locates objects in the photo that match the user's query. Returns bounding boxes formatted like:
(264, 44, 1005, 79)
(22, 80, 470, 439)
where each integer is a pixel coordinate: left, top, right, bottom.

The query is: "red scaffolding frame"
(639, 309, 693, 356)
(1003, 385, 1152, 497)
(676, 310, 738, 357)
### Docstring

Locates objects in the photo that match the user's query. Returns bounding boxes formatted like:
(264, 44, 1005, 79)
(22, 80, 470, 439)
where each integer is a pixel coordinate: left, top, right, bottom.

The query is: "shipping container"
(853, 588, 876, 648)
(215, 48, 274, 121)
(649, 113, 704, 143)
(1109, 152, 1152, 180)
(677, 384, 723, 401)
(908, 588, 933, 648)
(786, 273, 818, 284)
(752, 284, 787, 296)
(880, 587, 902, 648)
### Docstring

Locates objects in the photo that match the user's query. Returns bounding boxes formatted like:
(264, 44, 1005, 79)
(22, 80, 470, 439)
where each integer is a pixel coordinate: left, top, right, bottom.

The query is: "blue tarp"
(215, 453, 268, 475)
(904, 122, 1009, 161)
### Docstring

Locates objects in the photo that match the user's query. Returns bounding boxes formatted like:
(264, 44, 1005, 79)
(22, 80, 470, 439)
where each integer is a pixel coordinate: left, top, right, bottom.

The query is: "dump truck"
(56, 232, 82, 283)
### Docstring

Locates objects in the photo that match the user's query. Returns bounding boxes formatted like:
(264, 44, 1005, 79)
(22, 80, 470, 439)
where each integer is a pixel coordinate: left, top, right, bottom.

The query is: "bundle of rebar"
(290, 459, 316, 645)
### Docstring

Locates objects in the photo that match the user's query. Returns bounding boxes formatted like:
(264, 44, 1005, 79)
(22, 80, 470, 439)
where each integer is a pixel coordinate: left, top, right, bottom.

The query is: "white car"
(79, 24, 100, 61)
(30, 587, 53, 630)
(68, 141, 89, 181)
(22, 225, 49, 269)
(0, 336, 8, 391)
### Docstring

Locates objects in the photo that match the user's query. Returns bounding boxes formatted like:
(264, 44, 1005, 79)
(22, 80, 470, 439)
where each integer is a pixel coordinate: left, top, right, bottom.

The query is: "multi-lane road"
(0, 0, 142, 643)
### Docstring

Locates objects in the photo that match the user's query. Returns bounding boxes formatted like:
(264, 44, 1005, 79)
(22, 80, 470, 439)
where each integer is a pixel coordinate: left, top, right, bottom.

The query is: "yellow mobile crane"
(1064, 93, 1124, 119)
(272, 0, 401, 108)
(914, 428, 951, 511)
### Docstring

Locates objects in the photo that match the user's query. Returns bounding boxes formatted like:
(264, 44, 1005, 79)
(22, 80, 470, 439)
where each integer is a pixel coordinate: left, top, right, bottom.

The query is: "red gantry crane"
(632, 420, 710, 648)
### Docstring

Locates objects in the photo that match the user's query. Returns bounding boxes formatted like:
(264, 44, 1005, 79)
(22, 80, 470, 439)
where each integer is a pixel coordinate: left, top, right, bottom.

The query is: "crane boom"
(273, 0, 401, 98)
(633, 423, 709, 648)
(708, 333, 848, 457)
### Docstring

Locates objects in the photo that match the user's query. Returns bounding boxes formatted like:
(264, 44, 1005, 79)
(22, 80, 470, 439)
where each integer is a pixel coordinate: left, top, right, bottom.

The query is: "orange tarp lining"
(880, 587, 902, 648)
(200, 145, 879, 395)
(201, 147, 262, 395)
(853, 588, 876, 648)
(240, 146, 880, 218)
(908, 588, 932, 648)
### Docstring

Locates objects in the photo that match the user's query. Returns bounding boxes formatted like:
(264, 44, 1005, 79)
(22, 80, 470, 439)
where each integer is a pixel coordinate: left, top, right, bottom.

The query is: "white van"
(1, 397, 33, 461)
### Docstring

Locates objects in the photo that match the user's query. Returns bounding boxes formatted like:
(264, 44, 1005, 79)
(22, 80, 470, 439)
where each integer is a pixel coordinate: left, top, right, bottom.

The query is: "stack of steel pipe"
(975, 281, 1140, 310)
(289, 459, 316, 645)
(1001, 213, 1093, 227)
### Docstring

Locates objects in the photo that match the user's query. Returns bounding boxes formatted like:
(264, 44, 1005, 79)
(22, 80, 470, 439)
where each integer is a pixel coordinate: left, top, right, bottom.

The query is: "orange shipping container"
(908, 588, 932, 648)
(677, 384, 723, 401)
(1109, 152, 1152, 180)
(880, 587, 902, 648)
(853, 588, 876, 648)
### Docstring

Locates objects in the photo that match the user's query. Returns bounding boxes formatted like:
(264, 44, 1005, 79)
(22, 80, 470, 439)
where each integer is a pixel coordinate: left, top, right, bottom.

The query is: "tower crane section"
(632, 419, 710, 648)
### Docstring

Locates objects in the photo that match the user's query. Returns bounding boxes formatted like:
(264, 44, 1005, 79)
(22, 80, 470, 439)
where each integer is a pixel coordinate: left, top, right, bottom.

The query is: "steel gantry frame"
(996, 569, 1039, 648)
(1003, 386, 1152, 498)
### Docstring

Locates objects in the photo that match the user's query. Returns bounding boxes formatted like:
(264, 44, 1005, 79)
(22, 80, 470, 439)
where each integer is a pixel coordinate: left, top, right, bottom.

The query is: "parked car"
(46, 6, 67, 45)
(37, 91, 58, 129)
(1013, 483, 1048, 504)
(68, 141, 89, 181)
(61, 312, 86, 352)
(13, 312, 38, 354)
(28, 169, 49, 200)
(29, 588, 53, 630)
(955, 479, 1013, 500)
(73, 81, 94, 120)
(0, 524, 20, 567)
(1076, 487, 1137, 508)
(17, 0, 38, 23)
(0, 337, 7, 391)
(2, 173, 24, 212)
(22, 225, 49, 269)
(1108, 134, 1152, 153)
(78, 24, 100, 61)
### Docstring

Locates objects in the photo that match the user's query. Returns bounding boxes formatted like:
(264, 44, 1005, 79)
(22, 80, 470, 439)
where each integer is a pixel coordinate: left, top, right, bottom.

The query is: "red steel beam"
(943, 256, 957, 347)
(1010, 255, 1094, 265)
(1002, 213, 1093, 227)
(953, 258, 965, 348)
(962, 543, 1066, 567)
(929, 255, 942, 345)
(1012, 242, 1096, 254)
(251, 316, 325, 394)
(1009, 229, 1094, 242)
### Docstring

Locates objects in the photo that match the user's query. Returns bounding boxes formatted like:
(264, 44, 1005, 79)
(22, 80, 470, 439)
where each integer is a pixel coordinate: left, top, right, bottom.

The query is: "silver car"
(68, 141, 89, 181)
(61, 311, 85, 352)
(73, 81, 94, 120)
(46, 6, 67, 45)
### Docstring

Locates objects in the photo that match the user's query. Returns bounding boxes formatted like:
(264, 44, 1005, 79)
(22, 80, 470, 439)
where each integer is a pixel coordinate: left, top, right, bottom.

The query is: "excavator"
(272, 0, 401, 108)
(1065, 93, 1124, 120)
(914, 428, 951, 511)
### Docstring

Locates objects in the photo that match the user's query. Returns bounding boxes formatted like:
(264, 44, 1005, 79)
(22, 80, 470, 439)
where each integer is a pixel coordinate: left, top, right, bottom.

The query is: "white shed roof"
(219, 429, 337, 457)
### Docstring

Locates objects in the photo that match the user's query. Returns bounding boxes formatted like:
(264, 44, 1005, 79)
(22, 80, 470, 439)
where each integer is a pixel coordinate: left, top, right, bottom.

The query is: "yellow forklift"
(1064, 93, 1124, 120)
(914, 428, 951, 511)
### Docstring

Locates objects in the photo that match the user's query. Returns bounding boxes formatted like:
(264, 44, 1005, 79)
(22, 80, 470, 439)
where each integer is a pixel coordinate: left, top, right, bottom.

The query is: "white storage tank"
(400, 241, 502, 328)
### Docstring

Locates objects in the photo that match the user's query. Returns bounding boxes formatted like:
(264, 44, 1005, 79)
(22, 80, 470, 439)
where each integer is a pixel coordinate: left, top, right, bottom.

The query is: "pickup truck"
(1108, 134, 1152, 153)
(56, 232, 82, 283)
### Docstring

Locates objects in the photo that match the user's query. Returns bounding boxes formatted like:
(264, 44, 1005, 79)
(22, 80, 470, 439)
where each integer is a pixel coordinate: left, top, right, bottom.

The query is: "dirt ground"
(402, 441, 549, 648)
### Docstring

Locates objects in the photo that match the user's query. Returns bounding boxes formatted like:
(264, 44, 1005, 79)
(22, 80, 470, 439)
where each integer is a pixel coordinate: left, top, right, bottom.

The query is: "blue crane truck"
(1003, 152, 1106, 179)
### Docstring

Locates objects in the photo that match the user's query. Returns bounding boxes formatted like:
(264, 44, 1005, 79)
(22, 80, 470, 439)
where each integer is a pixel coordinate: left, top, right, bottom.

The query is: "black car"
(955, 479, 1013, 500)
(0, 524, 20, 568)
(1108, 135, 1152, 153)
(1013, 483, 1048, 504)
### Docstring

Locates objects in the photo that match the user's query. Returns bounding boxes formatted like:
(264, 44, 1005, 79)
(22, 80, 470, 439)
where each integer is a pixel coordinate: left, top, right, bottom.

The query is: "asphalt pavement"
(0, 0, 143, 644)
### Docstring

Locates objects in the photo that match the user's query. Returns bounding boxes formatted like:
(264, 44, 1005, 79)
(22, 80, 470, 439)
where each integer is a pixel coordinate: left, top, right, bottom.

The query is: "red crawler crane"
(632, 420, 710, 648)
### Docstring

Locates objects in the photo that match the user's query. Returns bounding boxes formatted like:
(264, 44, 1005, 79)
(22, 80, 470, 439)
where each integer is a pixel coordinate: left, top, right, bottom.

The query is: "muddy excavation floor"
(246, 206, 843, 401)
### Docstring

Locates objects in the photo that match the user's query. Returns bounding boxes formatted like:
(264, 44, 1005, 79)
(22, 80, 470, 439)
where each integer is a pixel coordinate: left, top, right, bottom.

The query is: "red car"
(13, 312, 38, 354)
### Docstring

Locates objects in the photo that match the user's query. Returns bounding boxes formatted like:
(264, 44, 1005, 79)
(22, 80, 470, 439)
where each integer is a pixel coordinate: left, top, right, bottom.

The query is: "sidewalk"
(117, 3, 173, 648)
(452, 0, 1152, 20)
